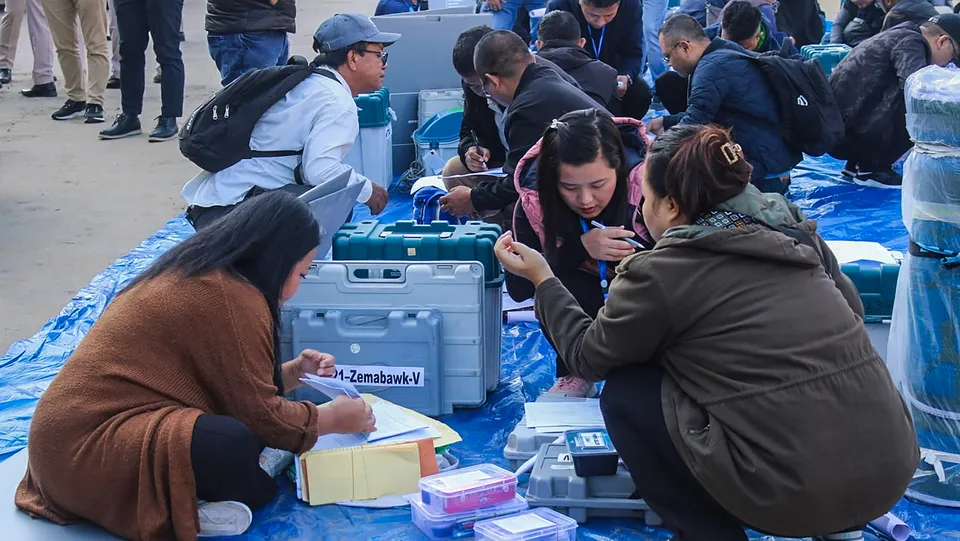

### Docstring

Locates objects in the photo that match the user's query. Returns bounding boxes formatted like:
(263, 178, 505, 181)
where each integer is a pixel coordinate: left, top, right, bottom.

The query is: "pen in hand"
(590, 221, 644, 249)
(470, 129, 487, 170)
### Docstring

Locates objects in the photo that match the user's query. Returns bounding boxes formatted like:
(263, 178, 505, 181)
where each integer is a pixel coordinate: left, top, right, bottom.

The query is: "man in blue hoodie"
(647, 14, 801, 194)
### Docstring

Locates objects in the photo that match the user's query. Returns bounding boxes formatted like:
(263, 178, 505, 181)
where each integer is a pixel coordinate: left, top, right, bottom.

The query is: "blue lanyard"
(581, 219, 609, 300)
(408, 0, 421, 11)
(588, 26, 605, 59)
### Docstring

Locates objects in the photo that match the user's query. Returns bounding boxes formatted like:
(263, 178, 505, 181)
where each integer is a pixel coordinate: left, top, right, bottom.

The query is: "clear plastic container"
(473, 507, 578, 541)
(410, 493, 528, 540)
(419, 464, 519, 513)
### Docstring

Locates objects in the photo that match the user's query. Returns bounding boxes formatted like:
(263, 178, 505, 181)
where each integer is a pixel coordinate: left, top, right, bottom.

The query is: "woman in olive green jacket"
(495, 124, 918, 540)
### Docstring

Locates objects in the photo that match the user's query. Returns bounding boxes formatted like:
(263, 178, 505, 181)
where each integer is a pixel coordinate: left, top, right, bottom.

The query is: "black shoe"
(0, 68, 10, 84)
(20, 82, 57, 98)
(178, 31, 185, 41)
(99, 113, 141, 139)
(840, 160, 859, 178)
(153, 67, 161, 84)
(855, 169, 902, 188)
(84, 104, 105, 123)
(106, 76, 120, 89)
(51, 99, 87, 120)
(148, 116, 178, 142)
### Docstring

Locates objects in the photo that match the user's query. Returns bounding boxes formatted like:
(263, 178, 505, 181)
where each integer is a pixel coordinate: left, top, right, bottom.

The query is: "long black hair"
(124, 191, 321, 395)
(536, 108, 629, 256)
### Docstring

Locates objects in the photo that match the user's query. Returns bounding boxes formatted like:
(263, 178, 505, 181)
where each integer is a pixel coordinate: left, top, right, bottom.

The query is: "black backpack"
(724, 48, 844, 157)
(178, 61, 339, 173)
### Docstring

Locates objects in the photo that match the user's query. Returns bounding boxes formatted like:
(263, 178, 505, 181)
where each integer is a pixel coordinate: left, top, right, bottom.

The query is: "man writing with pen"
(439, 26, 604, 222)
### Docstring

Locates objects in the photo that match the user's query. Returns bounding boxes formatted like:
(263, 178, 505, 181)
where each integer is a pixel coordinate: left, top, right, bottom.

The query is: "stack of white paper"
(523, 399, 605, 434)
(825, 240, 898, 265)
(300, 373, 361, 400)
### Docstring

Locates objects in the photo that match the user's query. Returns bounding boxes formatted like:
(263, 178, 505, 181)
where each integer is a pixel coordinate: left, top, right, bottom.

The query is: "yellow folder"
(299, 395, 461, 506)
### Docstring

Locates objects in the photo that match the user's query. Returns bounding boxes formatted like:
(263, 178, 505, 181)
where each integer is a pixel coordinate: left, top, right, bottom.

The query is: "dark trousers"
(207, 31, 289, 87)
(831, 129, 912, 172)
(116, 0, 184, 118)
(191, 415, 277, 509)
(601, 363, 749, 540)
(610, 77, 654, 120)
(655, 71, 688, 115)
(543, 269, 605, 378)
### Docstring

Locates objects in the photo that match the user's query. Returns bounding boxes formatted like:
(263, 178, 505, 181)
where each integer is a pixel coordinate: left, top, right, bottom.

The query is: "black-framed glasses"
(479, 73, 495, 98)
(361, 49, 389, 66)
(662, 40, 687, 64)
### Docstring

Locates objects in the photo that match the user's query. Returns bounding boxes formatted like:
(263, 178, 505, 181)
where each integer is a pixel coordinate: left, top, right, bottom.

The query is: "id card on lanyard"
(588, 25, 605, 59)
(581, 219, 609, 301)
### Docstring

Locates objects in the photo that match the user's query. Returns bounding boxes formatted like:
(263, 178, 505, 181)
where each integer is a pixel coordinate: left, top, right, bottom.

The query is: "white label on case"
(432, 470, 492, 490)
(495, 513, 555, 533)
(333, 365, 424, 387)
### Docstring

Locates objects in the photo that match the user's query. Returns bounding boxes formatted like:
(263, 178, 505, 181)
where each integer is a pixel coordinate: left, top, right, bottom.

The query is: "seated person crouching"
(15, 192, 376, 540)
(495, 124, 918, 540)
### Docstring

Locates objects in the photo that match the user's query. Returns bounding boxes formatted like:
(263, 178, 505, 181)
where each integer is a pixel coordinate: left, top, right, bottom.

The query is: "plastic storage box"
(526, 443, 661, 525)
(564, 429, 619, 477)
(419, 88, 465, 127)
(800, 44, 852, 76)
(410, 493, 529, 540)
(420, 464, 519, 514)
(414, 108, 464, 175)
(504, 395, 588, 469)
(344, 88, 394, 189)
(281, 261, 487, 410)
(333, 221, 504, 392)
(840, 261, 899, 323)
(473, 508, 577, 541)
(290, 308, 444, 416)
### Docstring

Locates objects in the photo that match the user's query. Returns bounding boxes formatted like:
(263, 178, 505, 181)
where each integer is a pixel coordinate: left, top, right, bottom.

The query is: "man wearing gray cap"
(182, 13, 399, 230)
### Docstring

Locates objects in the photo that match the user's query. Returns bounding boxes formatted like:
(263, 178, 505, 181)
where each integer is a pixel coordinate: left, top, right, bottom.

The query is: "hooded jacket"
(662, 39, 802, 185)
(831, 0, 885, 46)
(882, 0, 938, 30)
(533, 184, 918, 536)
(205, 0, 296, 35)
(830, 22, 930, 154)
(537, 40, 619, 109)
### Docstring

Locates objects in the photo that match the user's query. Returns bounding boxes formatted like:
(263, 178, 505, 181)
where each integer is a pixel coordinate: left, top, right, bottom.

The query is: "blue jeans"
(207, 31, 289, 86)
(485, 0, 545, 36)
(643, 0, 670, 82)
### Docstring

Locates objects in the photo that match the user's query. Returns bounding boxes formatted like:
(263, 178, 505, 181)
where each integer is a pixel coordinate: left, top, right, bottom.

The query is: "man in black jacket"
(205, 0, 297, 86)
(535, 10, 618, 110)
(439, 30, 603, 218)
(546, 0, 652, 119)
(442, 25, 584, 199)
(830, 15, 960, 186)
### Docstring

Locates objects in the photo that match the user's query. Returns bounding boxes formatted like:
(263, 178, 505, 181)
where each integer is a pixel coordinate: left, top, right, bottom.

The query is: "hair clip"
(721, 142, 743, 165)
(549, 119, 564, 130)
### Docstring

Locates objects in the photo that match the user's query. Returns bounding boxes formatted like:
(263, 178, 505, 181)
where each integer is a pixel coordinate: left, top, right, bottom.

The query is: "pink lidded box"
(419, 464, 518, 514)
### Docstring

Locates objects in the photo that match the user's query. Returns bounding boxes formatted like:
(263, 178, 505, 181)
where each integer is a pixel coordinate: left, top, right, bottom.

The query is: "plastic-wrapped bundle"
(889, 145, 960, 507)
(905, 65, 960, 147)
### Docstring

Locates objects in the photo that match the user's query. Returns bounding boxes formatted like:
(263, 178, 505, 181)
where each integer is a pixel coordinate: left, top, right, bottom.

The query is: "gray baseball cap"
(313, 13, 401, 52)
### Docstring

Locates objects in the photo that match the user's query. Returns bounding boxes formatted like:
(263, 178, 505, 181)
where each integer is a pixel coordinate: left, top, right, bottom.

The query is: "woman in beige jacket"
(496, 124, 918, 540)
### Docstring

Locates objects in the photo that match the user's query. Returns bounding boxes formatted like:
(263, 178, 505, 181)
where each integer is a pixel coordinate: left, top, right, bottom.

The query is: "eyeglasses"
(479, 74, 494, 98)
(662, 41, 687, 64)
(361, 49, 388, 66)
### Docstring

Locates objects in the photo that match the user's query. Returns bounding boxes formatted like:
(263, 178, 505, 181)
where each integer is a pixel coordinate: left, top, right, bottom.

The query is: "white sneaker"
(197, 501, 253, 537)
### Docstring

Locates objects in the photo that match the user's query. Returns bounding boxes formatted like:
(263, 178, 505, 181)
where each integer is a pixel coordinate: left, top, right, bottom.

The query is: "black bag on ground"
(178, 60, 337, 173)
(724, 49, 845, 157)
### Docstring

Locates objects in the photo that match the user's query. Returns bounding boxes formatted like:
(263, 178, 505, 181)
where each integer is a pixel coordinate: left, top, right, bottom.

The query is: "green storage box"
(333, 220, 503, 287)
(840, 262, 899, 323)
(333, 220, 505, 393)
(355, 88, 391, 128)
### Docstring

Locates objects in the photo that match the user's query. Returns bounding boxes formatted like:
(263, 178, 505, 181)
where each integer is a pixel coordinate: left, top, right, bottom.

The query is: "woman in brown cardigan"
(15, 192, 376, 540)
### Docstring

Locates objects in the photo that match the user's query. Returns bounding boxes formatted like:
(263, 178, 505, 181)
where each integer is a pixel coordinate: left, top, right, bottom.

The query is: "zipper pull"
(212, 105, 218, 121)
(225, 105, 230, 119)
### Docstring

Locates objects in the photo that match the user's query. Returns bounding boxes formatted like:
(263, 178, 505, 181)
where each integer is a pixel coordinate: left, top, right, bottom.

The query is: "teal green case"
(840, 262, 899, 323)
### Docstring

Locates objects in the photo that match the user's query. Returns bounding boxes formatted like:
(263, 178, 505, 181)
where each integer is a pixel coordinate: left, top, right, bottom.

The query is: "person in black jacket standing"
(545, 0, 652, 119)
(439, 30, 603, 219)
(535, 10, 619, 110)
(204, 0, 297, 86)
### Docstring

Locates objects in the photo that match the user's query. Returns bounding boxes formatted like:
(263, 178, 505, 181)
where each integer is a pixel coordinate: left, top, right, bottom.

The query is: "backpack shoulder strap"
(314, 67, 342, 85)
(779, 37, 794, 58)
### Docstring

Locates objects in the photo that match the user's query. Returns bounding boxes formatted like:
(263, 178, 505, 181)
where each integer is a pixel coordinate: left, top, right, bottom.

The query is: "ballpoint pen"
(470, 129, 487, 169)
(590, 220, 643, 249)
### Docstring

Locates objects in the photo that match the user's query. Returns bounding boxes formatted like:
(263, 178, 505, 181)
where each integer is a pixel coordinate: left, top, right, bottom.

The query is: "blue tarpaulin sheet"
(1, 155, 956, 540)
